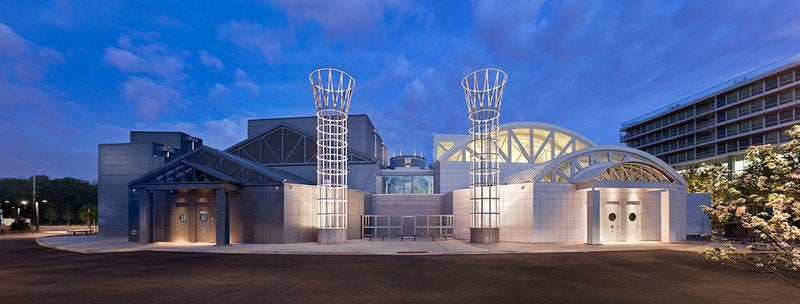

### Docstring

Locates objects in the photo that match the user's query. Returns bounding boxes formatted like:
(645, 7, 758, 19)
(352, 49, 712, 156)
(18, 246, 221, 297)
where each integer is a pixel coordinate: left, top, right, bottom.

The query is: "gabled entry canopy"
(129, 146, 312, 191)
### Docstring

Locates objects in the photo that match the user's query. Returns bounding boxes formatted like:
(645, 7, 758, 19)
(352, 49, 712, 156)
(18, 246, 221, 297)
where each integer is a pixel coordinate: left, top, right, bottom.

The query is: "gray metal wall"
(98, 132, 199, 238)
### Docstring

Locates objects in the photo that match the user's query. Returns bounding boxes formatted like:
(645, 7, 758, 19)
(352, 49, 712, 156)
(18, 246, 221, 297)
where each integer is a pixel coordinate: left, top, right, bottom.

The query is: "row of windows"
(622, 67, 800, 140)
(627, 87, 800, 148)
(659, 128, 793, 164)
(717, 107, 800, 139)
(625, 107, 694, 138)
(642, 135, 694, 156)
(714, 69, 800, 108)
(716, 129, 791, 155)
(716, 87, 800, 123)
(627, 122, 695, 147)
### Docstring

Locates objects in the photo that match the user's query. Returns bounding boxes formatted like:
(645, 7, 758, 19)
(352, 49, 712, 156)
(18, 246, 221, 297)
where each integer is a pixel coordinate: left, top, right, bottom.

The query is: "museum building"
(98, 68, 705, 245)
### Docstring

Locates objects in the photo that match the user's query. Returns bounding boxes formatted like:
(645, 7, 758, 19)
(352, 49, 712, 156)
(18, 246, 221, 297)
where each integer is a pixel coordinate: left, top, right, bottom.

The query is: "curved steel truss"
(436, 123, 594, 164)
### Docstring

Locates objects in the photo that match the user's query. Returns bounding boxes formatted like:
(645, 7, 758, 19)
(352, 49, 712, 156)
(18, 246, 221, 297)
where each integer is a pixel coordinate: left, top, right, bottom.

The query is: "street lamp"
(20, 200, 27, 220)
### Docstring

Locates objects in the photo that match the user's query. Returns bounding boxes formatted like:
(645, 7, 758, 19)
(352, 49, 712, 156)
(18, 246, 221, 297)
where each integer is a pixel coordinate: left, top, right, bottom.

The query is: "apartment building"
(621, 54, 800, 172)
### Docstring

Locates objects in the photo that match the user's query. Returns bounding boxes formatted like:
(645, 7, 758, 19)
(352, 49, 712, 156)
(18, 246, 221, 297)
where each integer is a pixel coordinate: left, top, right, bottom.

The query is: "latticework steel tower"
(309, 68, 355, 244)
(461, 68, 507, 243)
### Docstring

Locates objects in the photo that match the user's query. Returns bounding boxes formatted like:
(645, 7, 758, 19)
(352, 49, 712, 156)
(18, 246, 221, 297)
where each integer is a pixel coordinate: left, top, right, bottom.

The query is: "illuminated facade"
(98, 69, 706, 246)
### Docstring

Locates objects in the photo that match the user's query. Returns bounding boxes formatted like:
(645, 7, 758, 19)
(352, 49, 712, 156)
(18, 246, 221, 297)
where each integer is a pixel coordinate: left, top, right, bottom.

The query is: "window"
(727, 108, 738, 120)
(751, 135, 763, 145)
(779, 72, 793, 85)
(727, 125, 738, 137)
(717, 112, 726, 123)
(751, 82, 764, 95)
(739, 138, 750, 149)
(765, 114, 778, 127)
(766, 77, 779, 91)
(751, 99, 763, 112)
(717, 127, 727, 139)
(726, 91, 739, 104)
(779, 110, 793, 124)
(766, 131, 780, 143)
(751, 117, 764, 130)
(717, 143, 727, 154)
(738, 87, 751, 99)
(716, 95, 727, 107)
(739, 121, 750, 133)
(765, 95, 778, 108)
(779, 91, 793, 104)
(738, 104, 750, 116)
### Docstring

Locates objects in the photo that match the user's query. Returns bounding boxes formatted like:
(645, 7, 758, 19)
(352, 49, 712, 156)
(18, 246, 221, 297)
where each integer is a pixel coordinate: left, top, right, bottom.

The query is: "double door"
(603, 201, 640, 242)
(174, 202, 216, 243)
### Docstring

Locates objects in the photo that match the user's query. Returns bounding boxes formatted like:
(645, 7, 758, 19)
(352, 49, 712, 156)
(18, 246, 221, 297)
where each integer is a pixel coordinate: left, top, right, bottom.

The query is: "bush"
(10, 219, 31, 232)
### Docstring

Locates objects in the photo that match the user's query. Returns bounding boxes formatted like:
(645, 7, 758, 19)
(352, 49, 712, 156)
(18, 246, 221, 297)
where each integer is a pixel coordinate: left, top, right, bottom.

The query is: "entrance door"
(401, 216, 415, 238)
(174, 203, 191, 242)
(605, 201, 621, 242)
(624, 202, 640, 242)
(196, 203, 216, 243)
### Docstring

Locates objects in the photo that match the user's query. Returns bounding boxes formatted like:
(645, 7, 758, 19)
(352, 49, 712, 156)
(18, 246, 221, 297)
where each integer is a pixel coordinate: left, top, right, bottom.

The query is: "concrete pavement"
(35, 233, 725, 255)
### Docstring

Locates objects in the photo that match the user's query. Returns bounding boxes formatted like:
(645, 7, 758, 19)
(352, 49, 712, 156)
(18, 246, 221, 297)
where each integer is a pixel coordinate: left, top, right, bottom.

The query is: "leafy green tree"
(682, 163, 740, 233)
(79, 203, 98, 231)
(703, 125, 800, 289)
(43, 207, 58, 226)
(63, 208, 75, 226)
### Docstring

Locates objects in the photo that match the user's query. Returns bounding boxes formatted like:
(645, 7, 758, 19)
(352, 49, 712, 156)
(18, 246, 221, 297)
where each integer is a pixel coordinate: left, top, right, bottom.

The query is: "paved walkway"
(35, 233, 726, 255)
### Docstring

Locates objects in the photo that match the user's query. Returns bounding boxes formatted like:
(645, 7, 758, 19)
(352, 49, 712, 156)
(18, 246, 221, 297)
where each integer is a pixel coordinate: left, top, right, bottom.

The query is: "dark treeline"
(1, 175, 97, 225)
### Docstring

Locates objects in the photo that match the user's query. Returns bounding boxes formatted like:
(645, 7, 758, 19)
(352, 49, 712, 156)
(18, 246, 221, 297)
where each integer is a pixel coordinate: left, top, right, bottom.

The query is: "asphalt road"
(0, 235, 797, 303)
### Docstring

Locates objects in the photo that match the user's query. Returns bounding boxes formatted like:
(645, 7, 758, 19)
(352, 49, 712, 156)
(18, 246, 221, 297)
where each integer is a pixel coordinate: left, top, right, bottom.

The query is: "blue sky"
(1, 0, 799, 182)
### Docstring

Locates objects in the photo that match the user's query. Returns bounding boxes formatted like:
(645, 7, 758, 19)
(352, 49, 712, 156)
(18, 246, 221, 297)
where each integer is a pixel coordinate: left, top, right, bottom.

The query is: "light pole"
(34, 199, 45, 232)
(2, 200, 7, 224)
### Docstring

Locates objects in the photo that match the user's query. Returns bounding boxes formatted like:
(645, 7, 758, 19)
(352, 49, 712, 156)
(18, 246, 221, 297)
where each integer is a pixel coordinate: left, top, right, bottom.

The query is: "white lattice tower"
(461, 68, 507, 235)
(309, 68, 355, 243)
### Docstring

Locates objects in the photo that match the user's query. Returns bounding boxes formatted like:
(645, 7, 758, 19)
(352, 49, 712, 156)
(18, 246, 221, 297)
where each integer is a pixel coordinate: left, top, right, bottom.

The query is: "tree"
(79, 203, 98, 231)
(703, 125, 800, 289)
(682, 163, 740, 234)
(43, 207, 58, 226)
(63, 208, 75, 226)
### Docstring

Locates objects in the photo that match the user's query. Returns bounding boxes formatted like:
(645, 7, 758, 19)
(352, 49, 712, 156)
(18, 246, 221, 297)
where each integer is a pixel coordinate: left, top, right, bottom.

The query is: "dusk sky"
(1, 1, 799, 182)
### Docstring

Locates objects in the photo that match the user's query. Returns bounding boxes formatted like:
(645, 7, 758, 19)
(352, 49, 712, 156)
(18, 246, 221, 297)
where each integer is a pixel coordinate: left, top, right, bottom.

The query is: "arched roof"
(434, 121, 597, 164)
(502, 145, 686, 186)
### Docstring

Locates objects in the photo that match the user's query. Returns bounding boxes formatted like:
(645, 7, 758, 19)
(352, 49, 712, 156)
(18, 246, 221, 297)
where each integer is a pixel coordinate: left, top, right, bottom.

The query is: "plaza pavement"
(35, 230, 727, 255)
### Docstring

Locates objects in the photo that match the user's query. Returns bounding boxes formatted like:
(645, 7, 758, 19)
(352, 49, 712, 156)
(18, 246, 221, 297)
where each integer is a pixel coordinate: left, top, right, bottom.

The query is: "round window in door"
(179, 213, 187, 222)
(200, 213, 208, 222)
(629, 213, 637, 222)
(608, 213, 617, 221)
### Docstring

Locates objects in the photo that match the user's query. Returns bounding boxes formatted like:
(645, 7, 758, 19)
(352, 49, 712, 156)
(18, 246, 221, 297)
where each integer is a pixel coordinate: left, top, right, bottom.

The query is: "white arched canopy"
(503, 146, 686, 186)
(435, 122, 597, 164)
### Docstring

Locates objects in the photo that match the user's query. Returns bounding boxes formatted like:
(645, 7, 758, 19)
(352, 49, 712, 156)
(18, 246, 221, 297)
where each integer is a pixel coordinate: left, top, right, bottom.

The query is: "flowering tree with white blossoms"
(701, 126, 800, 289)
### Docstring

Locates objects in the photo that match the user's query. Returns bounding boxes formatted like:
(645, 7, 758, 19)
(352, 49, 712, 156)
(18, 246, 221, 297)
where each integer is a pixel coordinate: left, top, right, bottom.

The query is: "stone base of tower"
(470, 227, 499, 244)
(318, 228, 347, 244)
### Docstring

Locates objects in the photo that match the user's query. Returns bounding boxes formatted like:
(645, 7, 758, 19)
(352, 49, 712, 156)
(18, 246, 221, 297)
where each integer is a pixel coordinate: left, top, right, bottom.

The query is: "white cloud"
(234, 68, 260, 93)
(201, 117, 246, 148)
(219, 20, 281, 63)
(200, 50, 223, 69)
(210, 83, 230, 96)
(271, 0, 421, 40)
(0, 22, 64, 82)
(102, 34, 188, 83)
(122, 76, 180, 119)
